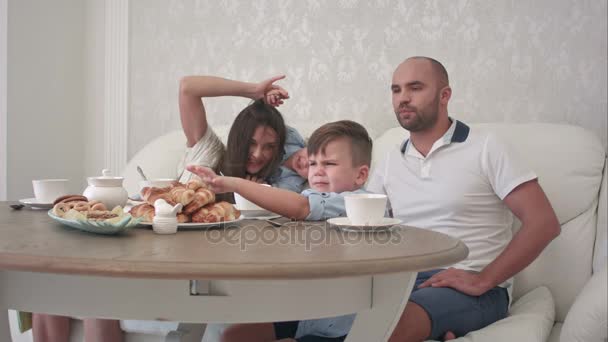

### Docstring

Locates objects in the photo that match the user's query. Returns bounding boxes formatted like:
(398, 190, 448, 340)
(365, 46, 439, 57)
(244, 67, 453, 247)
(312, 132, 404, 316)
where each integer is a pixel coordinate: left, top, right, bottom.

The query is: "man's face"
(307, 138, 367, 193)
(391, 59, 444, 132)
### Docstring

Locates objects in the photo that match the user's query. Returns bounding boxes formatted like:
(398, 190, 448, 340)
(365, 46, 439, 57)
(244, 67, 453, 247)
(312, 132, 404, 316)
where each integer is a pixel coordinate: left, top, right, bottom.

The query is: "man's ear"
(440, 86, 452, 104)
(355, 165, 370, 186)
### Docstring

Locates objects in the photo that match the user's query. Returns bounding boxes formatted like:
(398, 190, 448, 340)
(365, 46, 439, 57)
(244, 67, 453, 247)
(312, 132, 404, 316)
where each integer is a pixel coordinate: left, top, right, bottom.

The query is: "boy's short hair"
(307, 120, 373, 166)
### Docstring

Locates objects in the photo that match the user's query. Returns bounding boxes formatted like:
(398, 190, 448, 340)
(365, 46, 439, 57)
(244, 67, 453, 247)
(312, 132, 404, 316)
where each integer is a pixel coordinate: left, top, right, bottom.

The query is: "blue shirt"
(295, 188, 371, 338)
(302, 188, 369, 221)
(269, 126, 308, 193)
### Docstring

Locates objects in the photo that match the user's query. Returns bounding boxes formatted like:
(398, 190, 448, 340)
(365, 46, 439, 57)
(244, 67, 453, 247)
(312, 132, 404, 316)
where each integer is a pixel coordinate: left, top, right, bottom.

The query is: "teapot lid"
(87, 169, 124, 187)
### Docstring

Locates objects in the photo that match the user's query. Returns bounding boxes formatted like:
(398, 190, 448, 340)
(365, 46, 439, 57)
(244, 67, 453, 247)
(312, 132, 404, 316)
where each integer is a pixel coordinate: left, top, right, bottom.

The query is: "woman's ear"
(355, 165, 370, 187)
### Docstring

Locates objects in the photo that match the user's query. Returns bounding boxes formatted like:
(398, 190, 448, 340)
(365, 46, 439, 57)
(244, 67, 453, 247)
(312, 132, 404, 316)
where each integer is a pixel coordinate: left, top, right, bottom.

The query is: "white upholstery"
(560, 264, 608, 342)
(111, 123, 607, 341)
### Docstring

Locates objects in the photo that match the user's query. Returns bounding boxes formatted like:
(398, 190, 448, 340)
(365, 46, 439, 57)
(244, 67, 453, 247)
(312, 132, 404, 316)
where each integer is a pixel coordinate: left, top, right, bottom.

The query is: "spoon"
(10, 204, 24, 210)
(136, 166, 148, 181)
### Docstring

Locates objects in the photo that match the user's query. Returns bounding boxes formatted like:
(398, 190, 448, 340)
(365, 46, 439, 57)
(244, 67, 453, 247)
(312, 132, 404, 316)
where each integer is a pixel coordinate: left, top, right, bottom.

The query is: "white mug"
(344, 194, 387, 226)
(32, 179, 69, 203)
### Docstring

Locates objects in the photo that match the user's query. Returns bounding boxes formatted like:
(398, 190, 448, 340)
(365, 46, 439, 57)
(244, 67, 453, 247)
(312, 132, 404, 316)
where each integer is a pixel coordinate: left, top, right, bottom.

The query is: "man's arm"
(178, 75, 287, 147)
(187, 165, 310, 220)
(419, 179, 560, 295)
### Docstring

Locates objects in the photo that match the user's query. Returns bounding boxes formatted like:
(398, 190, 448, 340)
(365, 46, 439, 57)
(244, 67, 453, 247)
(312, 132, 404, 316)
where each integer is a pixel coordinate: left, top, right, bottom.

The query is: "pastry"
(183, 188, 216, 215)
(130, 203, 155, 222)
(53, 195, 88, 205)
(192, 201, 240, 223)
(186, 179, 208, 191)
(169, 186, 195, 206)
(141, 187, 176, 206)
(52, 202, 72, 217)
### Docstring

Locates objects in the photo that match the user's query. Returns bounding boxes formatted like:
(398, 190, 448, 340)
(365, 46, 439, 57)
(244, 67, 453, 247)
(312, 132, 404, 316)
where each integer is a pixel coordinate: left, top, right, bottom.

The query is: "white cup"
(32, 179, 69, 203)
(344, 194, 388, 226)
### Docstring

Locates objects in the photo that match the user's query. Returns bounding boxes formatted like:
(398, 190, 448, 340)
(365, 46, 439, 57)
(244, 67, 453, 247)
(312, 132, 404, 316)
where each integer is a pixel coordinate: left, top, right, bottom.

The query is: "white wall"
(127, 0, 607, 159)
(83, 0, 106, 183)
(7, 0, 86, 200)
(6, 0, 607, 199)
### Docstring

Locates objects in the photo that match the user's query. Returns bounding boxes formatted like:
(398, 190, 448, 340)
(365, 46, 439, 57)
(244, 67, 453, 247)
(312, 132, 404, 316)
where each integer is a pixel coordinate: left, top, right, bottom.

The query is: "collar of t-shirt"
(400, 117, 470, 159)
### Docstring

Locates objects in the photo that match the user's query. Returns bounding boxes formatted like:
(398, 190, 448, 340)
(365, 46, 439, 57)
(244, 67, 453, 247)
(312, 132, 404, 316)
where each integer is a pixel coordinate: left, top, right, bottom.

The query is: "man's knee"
(389, 301, 432, 342)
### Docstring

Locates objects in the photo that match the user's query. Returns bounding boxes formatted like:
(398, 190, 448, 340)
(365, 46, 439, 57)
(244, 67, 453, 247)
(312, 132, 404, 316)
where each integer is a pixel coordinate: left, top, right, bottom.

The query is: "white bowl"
(138, 179, 175, 192)
(234, 185, 278, 217)
(234, 192, 265, 211)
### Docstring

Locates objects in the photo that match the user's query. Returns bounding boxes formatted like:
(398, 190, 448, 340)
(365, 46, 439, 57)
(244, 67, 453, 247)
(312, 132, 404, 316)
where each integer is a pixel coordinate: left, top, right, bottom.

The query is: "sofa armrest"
(560, 264, 607, 342)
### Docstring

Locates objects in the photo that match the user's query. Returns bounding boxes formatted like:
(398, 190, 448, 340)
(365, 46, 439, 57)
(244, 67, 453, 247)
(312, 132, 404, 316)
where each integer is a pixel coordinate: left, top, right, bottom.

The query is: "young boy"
(187, 120, 374, 342)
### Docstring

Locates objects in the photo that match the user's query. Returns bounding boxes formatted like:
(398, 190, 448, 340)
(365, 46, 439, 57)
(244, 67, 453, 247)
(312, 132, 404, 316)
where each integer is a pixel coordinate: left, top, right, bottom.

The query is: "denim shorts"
(273, 321, 346, 342)
(409, 269, 510, 340)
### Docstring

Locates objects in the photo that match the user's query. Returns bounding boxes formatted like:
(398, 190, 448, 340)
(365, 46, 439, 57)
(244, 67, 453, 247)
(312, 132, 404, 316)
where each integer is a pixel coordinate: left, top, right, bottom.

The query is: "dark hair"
(409, 56, 449, 87)
(307, 120, 372, 167)
(221, 99, 287, 180)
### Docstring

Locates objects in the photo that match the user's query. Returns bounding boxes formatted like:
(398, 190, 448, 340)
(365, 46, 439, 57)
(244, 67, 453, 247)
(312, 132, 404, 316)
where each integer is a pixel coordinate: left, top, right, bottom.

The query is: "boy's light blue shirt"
(302, 188, 369, 221)
(295, 188, 371, 338)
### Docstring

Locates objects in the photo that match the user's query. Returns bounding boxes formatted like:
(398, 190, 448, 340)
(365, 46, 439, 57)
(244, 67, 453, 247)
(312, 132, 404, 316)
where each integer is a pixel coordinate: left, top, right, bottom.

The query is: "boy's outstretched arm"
(187, 165, 310, 220)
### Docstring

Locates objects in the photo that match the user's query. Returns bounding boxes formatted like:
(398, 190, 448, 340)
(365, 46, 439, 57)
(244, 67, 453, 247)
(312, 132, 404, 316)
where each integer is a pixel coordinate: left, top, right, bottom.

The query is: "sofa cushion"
(548, 323, 563, 342)
(594, 158, 607, 274)
(560, 264, 608, 342)
(427, 286, 555, 342)
(513, 204, 597, 322)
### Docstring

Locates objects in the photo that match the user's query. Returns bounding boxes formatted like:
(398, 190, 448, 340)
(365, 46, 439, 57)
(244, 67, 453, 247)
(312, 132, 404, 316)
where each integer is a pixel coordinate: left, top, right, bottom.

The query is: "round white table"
(0, 203, 468, 342)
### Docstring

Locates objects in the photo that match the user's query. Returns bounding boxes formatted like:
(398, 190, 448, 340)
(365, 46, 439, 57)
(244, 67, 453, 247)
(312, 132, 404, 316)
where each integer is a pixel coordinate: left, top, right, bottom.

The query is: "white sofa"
(10, 122, 606, 342)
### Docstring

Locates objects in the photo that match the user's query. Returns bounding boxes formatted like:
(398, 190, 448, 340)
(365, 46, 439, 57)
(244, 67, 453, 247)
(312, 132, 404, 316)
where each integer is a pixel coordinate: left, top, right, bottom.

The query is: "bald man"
(367, 57, 560, 341)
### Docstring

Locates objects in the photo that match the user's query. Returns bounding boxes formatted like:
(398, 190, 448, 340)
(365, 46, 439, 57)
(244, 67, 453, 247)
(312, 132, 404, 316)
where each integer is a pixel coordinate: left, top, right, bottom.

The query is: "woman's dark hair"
(221, 99, 287, 180)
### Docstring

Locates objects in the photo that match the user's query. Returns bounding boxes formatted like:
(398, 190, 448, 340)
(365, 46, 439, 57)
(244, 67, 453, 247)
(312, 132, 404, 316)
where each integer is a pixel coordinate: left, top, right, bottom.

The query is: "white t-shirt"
(177, 127, 225, 184)
(367, 120, 537, 285)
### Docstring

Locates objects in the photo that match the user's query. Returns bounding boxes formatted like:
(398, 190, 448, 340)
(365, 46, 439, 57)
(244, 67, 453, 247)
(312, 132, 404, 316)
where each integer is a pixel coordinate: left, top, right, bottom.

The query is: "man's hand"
(417, 268, 493, 296)
(186, 165, 234, 193)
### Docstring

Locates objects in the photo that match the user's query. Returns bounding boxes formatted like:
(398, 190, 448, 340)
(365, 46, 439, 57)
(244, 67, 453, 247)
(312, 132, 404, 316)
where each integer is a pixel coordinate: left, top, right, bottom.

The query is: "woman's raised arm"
(178, 75, 288, 147)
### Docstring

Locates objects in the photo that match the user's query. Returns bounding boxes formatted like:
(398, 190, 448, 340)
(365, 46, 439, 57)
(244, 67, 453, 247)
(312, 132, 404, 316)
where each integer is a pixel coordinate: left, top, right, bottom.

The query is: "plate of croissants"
(48, 195, 143, 235)
(130, 179, 242, 228)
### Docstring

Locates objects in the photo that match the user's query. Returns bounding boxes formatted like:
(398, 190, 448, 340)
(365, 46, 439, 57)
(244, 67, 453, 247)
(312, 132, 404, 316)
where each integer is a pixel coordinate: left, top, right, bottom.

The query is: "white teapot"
(83, 169, 128, 209)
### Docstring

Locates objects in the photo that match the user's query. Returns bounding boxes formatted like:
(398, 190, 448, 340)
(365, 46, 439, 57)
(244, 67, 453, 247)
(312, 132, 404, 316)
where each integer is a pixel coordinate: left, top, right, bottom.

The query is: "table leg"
(346, 271, 416, 342)
(1, 309, 11, 342)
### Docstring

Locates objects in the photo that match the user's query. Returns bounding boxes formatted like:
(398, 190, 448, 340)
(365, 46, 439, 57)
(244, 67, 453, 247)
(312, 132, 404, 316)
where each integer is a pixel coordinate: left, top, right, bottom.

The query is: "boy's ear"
(355, 165, 370, 187)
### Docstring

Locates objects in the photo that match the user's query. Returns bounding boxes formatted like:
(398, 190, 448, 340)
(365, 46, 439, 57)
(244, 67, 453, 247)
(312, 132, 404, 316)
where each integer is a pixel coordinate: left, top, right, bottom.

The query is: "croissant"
(177, 213, 190, 223)
(169, 186, 195, 206)
(192, 201, 240, 223)
(141, 187, 176, 206)
(130, 203, 155, 222)
(183, 188, 216, 215)
(186, 179, 208, 191)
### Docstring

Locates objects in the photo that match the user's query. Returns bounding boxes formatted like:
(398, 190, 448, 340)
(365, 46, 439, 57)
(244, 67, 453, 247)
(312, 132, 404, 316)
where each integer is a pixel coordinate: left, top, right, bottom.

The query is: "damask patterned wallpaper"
(129, 0, 607, 158)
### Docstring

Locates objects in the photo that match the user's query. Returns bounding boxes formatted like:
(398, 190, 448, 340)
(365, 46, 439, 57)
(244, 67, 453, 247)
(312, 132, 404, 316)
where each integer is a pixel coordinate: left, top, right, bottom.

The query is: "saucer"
(19, 198, 54, 209)
(327, 217, 402, 232)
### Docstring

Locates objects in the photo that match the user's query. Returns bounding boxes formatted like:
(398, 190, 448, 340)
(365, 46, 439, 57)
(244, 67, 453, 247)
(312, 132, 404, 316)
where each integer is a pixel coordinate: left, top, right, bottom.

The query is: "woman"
(32, 75, 308, 341)
(177, 74, 308, 191)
